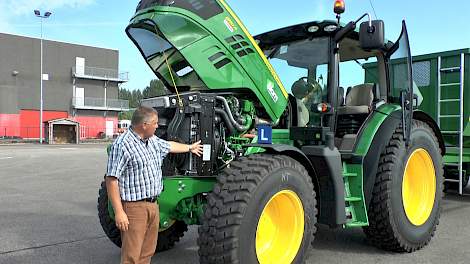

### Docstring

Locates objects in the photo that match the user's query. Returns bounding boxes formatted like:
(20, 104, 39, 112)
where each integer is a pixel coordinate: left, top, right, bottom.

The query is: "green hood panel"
(127, 0, 288, 122)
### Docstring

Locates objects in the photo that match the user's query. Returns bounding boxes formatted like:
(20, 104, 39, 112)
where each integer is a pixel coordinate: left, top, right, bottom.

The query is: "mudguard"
(358, 107, 446, 208)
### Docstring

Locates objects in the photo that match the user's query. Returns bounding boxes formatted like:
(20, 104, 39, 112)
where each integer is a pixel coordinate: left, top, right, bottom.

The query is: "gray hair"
(131, 106, 158, 126)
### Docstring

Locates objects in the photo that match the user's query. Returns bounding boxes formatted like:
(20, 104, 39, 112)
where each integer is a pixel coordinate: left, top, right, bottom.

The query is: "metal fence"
(72, 66, 129, 81)
(72, 97, 129, 110)
(107, 99, 129, 109)
(79, 126, 116, 139)
(0, 126, 117, 140)
(0, 126, 38, 139)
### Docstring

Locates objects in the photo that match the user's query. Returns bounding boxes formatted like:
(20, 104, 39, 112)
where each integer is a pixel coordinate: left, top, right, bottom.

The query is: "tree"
(118, 87, 140, 120)
(119, 87, 142, 108)
(142, 79, 169, 98)
(118, 79, 169, 120)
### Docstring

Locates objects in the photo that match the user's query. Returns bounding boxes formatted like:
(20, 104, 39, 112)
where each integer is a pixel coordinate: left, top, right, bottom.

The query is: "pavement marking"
(0, 157, 13, 160)
(0, 235, 107, 255)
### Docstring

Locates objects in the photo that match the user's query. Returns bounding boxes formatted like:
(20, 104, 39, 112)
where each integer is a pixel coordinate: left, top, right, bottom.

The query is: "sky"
(1, 0, 469, 91)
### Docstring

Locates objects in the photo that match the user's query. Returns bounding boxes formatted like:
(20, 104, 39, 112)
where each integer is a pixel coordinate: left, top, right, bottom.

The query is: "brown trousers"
(121, 201, 159, 264)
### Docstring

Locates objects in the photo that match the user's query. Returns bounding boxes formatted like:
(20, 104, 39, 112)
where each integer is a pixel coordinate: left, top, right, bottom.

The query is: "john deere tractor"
(98, 0, 445, 263)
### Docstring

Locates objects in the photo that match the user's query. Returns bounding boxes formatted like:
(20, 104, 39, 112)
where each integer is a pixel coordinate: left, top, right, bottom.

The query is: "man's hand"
(105, 177, 129, 231)
(169, 140, 203, 155)
(190, 140, 203, 157)
(115, 210, 129, 231)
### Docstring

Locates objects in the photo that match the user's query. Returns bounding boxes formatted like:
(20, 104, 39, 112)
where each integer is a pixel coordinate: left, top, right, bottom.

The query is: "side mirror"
(359, 20, 384, 50)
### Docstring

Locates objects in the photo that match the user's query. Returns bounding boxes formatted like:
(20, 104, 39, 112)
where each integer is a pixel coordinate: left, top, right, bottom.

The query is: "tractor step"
(344, 221, 368, 227)
(445, 179, 460, 183)
(345, 196, 362, 202)
(343, 172, 357, 177)
(342, 163, 368, 228)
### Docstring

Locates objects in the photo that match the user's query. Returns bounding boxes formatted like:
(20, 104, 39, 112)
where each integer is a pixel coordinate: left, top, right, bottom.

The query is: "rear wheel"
(198, 154, 317, 264)
(97, 181, 187, 252)
(363, 120, 443, 252)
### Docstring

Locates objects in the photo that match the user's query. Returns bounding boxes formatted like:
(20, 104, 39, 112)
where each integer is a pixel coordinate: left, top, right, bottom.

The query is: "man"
(291, 77, 324, 126)
(106, 106, 202, 264)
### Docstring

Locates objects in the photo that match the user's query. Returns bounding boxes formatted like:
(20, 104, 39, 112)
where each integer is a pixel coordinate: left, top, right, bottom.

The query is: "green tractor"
(98, 0, 445, 263)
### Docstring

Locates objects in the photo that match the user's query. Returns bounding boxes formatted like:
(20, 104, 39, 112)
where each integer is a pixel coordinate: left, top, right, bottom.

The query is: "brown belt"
(123, 196, 158, 203)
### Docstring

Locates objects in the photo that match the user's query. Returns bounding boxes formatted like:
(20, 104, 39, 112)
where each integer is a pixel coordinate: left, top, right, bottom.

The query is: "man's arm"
(168, 140, 203, 156)
(106, 176, 129, 231)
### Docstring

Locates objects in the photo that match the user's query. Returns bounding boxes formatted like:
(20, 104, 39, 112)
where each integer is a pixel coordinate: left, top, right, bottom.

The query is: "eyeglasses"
(144, 119, 158, 126)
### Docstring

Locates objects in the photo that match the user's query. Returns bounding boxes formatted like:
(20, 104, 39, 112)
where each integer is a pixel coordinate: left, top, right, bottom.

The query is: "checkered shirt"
(106, 127, 171, 201)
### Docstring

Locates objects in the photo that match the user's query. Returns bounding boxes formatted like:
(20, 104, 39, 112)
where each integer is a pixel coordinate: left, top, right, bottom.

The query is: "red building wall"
(71, 115, 118, 139)
(19, 110, 68, 138)
(0, 110, 118, 139)
(0, 113, 20, 137)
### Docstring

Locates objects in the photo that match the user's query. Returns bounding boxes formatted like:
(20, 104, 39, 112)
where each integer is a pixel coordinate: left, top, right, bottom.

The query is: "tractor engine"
(142, 91, 257, 177)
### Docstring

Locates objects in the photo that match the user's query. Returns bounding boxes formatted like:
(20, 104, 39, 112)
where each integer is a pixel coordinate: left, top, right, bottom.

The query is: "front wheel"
(364, 120, 444, 252)
(198, 154, 317, 264)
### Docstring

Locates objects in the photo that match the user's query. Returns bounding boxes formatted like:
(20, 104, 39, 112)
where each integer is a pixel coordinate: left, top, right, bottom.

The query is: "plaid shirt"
(106, 127, 171, 201)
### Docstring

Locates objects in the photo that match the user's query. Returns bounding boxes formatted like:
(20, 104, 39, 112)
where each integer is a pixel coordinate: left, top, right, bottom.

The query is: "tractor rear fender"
(413, 110, 446, 155)
(361, 111, 401, 209)
(244, 144, 347, 227)
(361, 109, 445, 209)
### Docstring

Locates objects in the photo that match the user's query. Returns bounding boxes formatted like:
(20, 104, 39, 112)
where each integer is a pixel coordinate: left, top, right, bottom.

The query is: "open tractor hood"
(126, 0, 288, 122)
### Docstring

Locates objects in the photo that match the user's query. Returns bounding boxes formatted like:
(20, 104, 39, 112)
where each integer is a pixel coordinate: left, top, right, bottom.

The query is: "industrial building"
(0, 32, 129, 140)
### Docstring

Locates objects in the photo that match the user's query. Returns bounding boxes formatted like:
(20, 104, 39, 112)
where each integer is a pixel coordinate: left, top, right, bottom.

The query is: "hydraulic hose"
(215, 108, 236, 135)
(215, 96, 251, 132)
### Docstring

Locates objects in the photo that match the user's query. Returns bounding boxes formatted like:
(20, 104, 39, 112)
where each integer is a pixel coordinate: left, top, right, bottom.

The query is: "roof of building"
(44, 118, 80, 125)
(0, 32, 118, 51)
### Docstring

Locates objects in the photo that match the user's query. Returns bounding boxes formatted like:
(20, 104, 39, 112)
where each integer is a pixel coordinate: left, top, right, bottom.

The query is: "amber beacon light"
(334, 0, 345, 14)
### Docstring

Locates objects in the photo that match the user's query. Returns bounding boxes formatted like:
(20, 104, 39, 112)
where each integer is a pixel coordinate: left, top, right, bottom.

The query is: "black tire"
(98, 181, 121, 248)
(363, 120, 444, 252)
(97, 181, 188, 252)
(198, 154, 317, 264)
(443, 164, 470, 191)
(467, 164, 470, 188)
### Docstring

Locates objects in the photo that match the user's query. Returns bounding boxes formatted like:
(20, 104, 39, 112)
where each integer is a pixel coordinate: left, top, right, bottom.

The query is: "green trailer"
(366, 49, 470, 194)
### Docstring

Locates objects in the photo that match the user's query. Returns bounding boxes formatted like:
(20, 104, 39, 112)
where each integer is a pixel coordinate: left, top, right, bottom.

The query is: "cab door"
(386, 21, 413, 144)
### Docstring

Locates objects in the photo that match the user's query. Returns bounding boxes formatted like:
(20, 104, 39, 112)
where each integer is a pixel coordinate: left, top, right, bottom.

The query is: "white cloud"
(5, 0, 95, 15)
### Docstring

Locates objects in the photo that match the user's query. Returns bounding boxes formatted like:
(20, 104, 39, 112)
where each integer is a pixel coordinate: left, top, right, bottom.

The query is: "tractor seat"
(337, 83, 374, 115)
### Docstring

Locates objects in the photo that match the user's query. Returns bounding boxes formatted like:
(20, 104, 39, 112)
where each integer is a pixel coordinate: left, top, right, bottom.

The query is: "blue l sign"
(257, 124, 272, 144)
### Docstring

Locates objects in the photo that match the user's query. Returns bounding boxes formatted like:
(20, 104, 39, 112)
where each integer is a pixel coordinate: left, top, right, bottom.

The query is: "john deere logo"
(224, 17, 236, 32)
(267, 80, 278, 103)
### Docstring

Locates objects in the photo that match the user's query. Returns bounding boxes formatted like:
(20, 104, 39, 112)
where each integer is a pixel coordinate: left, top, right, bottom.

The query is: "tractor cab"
(256, 14, 413, 153)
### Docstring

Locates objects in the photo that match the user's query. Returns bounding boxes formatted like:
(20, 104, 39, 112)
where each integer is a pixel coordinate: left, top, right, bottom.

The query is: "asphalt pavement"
(0, 144, 469, 264)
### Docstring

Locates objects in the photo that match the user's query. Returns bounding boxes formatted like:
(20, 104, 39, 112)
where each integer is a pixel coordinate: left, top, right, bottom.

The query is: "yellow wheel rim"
(256, 190, 304, 264)
(402, 148, 436, 226)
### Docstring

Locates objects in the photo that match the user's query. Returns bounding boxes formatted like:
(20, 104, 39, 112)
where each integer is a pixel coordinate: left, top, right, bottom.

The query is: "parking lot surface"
(0, 144, 469, 264)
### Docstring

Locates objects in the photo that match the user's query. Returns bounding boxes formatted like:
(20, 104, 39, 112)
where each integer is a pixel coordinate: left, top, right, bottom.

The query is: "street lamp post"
(34, 10, 52, 144)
